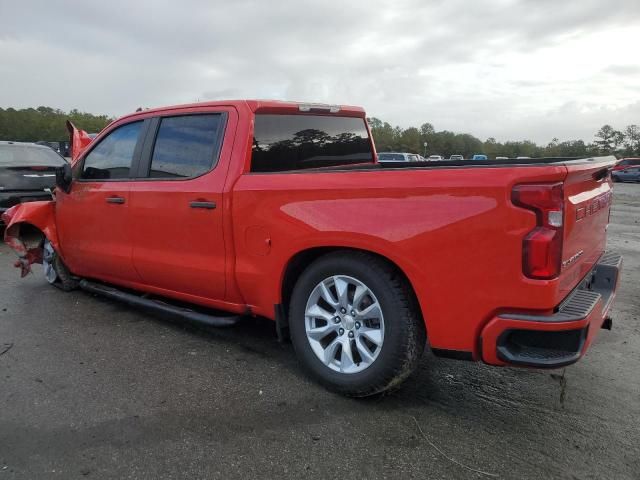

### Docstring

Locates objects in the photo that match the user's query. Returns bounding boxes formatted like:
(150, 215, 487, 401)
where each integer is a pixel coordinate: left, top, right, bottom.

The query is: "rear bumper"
(480, 251, 622, 368)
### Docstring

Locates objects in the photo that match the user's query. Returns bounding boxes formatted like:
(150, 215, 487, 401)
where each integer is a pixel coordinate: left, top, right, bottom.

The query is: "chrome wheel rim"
(304, 275, 385, 374)
(42, 239, 57, 284)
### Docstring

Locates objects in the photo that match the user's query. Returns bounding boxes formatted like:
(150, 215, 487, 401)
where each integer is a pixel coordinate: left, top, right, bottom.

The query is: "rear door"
(128, 110, 234, 300)
(56, 120, 147, 282)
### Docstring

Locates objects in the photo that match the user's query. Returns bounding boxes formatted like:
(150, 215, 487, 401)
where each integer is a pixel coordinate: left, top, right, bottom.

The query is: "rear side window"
(149, 114, 224, 178)
(620, 159, 640, 166)
(0, 145, 65, 167)
(82, 121, 143, 180)
(251, 114, 373, 172)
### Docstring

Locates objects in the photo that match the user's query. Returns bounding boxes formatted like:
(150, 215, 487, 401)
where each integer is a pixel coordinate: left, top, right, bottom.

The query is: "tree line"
(0, 106, 112, 142)
(368, 117, 640, 158)
(1, 106, 638, 159)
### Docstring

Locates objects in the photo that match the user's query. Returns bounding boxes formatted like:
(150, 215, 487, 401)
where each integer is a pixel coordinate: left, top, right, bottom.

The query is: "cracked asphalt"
(1, 183, 639, 480)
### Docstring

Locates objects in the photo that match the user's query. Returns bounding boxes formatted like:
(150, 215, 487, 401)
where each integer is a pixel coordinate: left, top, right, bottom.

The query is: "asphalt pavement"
(1, 183, 639, 479)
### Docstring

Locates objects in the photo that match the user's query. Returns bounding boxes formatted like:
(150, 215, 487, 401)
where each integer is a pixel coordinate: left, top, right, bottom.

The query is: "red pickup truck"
(2, 100, 622, 396)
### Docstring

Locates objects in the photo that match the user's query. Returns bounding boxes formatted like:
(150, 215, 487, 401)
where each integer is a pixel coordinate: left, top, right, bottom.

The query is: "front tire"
(289, 251, 425, 397)
(42, 238, 78, 291)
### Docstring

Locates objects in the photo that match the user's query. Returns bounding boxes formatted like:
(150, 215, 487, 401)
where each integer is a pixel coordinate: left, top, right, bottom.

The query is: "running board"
(79, 279, 242, 328)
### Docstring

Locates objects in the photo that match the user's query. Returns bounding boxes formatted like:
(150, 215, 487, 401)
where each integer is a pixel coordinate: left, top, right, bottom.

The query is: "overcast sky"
(1, 0, 638, 143)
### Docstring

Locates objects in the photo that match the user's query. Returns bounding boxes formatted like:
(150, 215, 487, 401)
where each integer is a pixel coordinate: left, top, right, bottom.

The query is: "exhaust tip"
(602, 317, 613, 330)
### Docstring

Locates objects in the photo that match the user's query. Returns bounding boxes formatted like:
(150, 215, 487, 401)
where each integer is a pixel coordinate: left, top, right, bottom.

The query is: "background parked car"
(472, 154, 488, 160)
(377, 152, 420, 162)
(612, 167, 640, 182)
(0, 141, 65, 223)
(614, 158, 640, 171)
(496, 156, 509, 160)
(427, 155, 444, 161)
(449, 155, 464, 161)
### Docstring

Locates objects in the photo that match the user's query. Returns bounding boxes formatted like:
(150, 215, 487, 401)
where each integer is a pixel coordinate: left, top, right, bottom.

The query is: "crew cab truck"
(2, 100, 622, 396)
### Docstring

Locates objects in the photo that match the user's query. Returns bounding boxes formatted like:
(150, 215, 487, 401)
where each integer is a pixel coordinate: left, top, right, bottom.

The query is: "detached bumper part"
(481, 251, 622, 368)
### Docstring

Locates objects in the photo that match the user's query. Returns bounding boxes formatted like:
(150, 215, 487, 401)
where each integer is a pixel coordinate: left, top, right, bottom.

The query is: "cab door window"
(81, 121, 143, 180)
(147, 114, 225, 178)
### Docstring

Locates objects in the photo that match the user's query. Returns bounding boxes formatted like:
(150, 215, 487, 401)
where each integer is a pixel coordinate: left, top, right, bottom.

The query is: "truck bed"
(289, 156, 616, 174)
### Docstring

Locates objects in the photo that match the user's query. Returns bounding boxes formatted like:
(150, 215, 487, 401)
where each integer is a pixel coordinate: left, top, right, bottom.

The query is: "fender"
(2, 201, 58, 277)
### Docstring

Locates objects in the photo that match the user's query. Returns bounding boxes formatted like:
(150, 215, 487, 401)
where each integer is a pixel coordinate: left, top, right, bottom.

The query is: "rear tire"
(289, 251, 425, 397)
(42, 239, 78, 291)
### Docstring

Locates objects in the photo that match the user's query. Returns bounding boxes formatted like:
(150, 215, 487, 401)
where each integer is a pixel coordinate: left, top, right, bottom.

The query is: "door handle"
(190, 201, 216, 210)
(106, 196, 125, 204)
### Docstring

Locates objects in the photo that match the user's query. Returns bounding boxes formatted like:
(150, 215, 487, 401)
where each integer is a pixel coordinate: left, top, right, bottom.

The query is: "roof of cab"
(115, 100, 366, 124)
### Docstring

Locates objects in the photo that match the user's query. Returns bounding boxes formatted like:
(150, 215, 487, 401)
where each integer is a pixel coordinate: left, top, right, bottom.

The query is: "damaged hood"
(66, 120, 94, 165)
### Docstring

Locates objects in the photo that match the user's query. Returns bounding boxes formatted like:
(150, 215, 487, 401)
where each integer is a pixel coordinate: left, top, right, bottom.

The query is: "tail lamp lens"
(512, 183, 564, 279)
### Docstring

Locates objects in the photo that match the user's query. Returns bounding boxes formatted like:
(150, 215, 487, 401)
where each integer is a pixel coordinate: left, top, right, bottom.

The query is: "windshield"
(0, 144, 66, 167)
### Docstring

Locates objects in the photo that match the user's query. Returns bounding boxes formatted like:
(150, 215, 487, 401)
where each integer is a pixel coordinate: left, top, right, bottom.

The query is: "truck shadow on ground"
(84, 288, 571, 414)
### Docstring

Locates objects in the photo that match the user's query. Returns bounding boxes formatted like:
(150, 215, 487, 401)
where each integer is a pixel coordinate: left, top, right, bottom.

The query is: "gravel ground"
(0, 183, 638, 480)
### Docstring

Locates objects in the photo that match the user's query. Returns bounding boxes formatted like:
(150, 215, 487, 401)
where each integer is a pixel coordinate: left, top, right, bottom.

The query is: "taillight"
(512, 182, 564, 279)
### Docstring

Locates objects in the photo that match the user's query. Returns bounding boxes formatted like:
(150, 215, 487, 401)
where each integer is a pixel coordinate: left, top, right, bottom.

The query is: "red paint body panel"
(2, 201, 59, 250)
(3, 100, 621, 366)
(66, 121, 94, 164)
(56, 181, 137, 282)
(231, 166, 574, 352)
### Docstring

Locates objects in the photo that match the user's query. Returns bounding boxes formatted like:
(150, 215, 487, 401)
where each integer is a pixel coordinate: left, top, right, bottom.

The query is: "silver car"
(377, 152, 421, 163)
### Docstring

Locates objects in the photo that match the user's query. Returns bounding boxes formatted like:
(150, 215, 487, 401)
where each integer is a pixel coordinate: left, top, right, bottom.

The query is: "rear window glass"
(251, 115, 373, 172)
(0, 145, 65, 167)
(619, 159, 640, 166)
(149, 114, 224, 178)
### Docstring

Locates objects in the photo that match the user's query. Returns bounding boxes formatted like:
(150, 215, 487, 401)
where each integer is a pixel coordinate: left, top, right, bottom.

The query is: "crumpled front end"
(2, 201, 58, 277)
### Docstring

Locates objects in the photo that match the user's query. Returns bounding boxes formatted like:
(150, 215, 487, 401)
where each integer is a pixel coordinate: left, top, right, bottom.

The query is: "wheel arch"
(3, 201, 59, 276)
(279, 246, 425, 335)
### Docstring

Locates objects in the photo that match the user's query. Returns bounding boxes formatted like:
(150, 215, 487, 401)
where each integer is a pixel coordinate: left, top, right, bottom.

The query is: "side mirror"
(55, 163, 73, 194)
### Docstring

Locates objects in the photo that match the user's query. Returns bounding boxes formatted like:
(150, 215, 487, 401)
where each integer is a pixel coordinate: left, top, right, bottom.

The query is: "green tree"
(0, 107, 112, 142)
(594, 125, 623, 154)
(623, 125, 640, 155)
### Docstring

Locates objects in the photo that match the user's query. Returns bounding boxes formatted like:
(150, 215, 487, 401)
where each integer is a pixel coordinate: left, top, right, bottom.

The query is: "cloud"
(0, 0, 638, 143)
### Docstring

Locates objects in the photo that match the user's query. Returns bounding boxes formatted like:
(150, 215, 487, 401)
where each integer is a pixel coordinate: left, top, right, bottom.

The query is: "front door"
(128, 110, 235, 301)
(56, 120, 146, 282)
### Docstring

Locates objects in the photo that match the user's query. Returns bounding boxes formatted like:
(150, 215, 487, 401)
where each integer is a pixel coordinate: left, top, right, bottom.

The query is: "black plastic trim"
(189, 201, 216, 210)
(79, 279, 242, 328)
(431, 348, 474, 361)
(274, 303, 289, 343)
(497, 327, 588, 368)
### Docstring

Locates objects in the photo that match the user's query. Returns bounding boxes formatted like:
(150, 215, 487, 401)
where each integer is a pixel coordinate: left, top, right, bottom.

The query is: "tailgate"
(560, 156, 616, 296)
